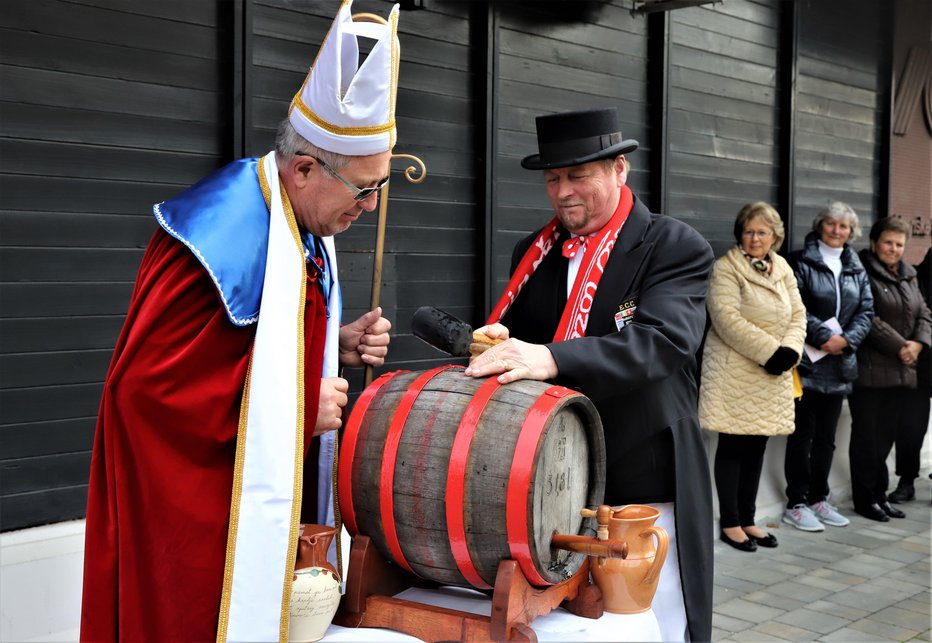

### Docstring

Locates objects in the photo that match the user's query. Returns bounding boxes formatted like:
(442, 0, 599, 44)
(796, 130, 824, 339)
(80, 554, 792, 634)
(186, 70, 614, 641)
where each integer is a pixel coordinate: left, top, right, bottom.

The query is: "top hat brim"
(520, 139, 639, 170)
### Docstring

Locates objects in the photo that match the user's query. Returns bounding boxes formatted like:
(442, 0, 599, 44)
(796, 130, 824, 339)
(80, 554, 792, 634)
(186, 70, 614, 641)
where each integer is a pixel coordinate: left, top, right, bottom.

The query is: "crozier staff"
(80, 2, 400, 641)
(465, 108, 715, 642)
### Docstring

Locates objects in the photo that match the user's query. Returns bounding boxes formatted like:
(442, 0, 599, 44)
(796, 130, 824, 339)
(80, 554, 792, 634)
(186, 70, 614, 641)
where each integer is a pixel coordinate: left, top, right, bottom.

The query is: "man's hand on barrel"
(316, 377, 349, 436)
(464, 323, 558, 384)
(339, 306, 392, 368)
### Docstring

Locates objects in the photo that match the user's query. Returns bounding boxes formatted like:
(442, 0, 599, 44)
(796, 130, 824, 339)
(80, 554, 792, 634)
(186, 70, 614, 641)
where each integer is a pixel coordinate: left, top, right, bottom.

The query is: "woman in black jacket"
(889, 247, 932, 503)
(784, 202, 874, 532)
(849, 218, 932, 520)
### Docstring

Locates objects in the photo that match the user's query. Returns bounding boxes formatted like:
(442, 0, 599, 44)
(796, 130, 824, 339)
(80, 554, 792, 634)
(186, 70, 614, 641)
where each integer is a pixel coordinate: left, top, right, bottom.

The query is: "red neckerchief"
(487, 185, 633, 340)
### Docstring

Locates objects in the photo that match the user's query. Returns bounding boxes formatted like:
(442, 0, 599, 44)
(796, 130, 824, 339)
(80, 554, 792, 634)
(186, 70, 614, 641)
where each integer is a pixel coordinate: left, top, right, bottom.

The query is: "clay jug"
(586, 504, 668, 614)
(289, 524, 341, 642)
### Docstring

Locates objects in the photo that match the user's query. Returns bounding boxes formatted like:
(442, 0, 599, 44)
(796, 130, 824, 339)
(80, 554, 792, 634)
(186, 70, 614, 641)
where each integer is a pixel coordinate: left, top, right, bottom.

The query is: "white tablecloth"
(320, 585, 661, 642)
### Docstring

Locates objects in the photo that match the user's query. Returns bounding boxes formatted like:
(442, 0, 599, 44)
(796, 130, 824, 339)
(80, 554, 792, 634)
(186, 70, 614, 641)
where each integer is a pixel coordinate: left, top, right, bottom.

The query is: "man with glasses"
(300, 152, 390, 202)
(81, 3, 400, 641)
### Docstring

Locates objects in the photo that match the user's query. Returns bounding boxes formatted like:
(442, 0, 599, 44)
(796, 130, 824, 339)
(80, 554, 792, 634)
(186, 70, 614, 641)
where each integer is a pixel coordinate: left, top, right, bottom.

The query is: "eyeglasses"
(742, 230, 773, 239)
(297, 152, 389, 201)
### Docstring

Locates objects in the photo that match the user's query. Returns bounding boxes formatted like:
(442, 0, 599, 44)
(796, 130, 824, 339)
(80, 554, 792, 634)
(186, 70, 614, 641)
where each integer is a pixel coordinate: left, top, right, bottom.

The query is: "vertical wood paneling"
(0, 0, 229, 531)
(791, 0, 888, 247)
(666, 0, 781, 256)
(491, 0, 650, 301)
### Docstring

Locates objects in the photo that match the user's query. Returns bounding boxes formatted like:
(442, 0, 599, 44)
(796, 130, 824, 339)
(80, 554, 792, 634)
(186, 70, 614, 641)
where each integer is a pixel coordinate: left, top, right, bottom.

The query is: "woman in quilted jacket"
(849, 217, 932, 521)
(783, 202, 874, 532)
(700, 202, 806, 552)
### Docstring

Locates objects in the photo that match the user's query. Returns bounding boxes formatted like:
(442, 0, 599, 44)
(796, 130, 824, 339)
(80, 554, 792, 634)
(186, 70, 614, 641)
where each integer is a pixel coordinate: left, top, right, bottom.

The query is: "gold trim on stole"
(277, 178, 307, 643)
(215, 160, 307, 643)
(216, 357, 253, 643)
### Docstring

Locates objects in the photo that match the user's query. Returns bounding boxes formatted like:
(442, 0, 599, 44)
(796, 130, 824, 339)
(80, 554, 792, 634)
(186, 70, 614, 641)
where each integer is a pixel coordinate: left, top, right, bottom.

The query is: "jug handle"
(640, 526, 668, 585)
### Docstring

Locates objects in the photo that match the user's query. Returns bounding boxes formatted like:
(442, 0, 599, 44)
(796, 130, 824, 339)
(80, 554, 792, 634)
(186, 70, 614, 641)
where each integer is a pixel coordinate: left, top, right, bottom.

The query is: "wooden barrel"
(338, 365, 606, 590)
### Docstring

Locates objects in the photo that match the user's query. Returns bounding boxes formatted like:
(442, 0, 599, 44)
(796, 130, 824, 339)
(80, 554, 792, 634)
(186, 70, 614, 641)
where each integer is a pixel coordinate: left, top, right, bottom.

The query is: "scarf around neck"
(487, 185, 633, 340)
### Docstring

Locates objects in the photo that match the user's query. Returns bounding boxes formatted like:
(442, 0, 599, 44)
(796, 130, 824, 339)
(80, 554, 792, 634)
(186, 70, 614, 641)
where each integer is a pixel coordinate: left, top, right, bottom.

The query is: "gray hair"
(811, 201, 862, 241)
(274, 117, 350, 170)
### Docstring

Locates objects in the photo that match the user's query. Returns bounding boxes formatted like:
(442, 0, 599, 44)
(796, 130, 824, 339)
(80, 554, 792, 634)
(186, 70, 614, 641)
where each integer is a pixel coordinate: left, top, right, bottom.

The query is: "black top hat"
(521, 108, 639, 170)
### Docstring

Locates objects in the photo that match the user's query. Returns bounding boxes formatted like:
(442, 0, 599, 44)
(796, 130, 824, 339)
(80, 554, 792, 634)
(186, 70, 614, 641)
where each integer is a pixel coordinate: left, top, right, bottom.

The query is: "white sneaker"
(782, 504, 825, 532)
(809, 500, 850, 527)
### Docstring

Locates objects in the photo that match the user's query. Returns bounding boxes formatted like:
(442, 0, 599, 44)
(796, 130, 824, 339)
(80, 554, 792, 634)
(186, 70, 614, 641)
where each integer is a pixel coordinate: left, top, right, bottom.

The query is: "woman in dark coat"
(849, 218, 932, 520)
(784, 202, 874, 532)
(889, 247, 932, 503)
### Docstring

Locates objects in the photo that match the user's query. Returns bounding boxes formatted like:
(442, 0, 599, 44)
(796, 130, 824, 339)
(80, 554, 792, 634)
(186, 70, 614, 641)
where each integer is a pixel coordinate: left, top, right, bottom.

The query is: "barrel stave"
(343, 369, 606, 590)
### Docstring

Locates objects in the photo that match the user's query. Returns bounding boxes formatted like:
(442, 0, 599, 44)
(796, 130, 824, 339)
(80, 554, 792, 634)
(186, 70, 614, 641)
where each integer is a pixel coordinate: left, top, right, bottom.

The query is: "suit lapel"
(587, 197, 653, 335)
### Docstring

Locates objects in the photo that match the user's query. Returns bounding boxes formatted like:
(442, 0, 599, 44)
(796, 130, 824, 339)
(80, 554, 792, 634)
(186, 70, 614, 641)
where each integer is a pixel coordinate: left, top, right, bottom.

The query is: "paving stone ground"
(712, 476, 931, 642)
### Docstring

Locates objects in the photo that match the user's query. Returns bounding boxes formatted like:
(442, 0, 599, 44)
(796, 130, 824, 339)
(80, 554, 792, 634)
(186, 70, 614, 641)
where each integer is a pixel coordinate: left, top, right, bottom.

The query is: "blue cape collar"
(154, 157, 330, 326)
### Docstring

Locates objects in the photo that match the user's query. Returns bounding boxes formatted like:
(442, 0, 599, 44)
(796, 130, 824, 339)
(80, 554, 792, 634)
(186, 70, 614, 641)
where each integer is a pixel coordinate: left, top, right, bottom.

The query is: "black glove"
(763, 347, 799, 375)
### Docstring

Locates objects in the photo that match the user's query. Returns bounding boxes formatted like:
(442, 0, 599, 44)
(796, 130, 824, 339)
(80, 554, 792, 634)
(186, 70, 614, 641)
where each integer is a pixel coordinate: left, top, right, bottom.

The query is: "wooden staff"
(364, 153, 427, 386)
(333, 152, 425, 577)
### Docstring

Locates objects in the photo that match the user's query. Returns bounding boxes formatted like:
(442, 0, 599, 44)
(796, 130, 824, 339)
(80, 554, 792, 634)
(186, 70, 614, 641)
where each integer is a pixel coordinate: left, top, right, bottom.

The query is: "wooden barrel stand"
(334, 366, 608, 640)
(333, 534, 603, 642)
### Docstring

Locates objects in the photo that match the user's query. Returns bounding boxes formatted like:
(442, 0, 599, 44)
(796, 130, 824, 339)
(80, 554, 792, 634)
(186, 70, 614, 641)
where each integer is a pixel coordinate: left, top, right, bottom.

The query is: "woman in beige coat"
(700, 202, 807, 552)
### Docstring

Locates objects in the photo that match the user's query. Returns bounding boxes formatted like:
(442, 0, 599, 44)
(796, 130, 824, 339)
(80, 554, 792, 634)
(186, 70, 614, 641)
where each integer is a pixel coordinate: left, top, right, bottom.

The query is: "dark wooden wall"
(666, 0, 781, 253)
(0, 1, 231, 530)
(489, 1, 650, 308)
(0, 0, 894, 532)
(789, 0, 891, 246)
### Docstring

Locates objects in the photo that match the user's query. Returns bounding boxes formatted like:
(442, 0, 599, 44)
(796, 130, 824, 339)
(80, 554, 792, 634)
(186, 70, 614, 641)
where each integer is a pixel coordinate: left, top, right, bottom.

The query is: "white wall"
(1, 520, 84, 642)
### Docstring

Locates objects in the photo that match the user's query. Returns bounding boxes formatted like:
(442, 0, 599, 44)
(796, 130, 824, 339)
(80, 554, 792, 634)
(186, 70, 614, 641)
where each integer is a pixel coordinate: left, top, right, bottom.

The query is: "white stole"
(218, 152, 340, 642)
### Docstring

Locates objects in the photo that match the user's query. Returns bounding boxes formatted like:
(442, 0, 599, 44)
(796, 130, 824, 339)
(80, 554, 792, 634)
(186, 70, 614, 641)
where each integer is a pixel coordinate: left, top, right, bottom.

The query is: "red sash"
(487, 185, 633, 340)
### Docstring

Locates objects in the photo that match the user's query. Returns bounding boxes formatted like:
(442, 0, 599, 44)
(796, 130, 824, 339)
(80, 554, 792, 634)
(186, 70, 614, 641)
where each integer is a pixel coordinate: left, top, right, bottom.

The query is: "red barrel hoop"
(339, 367, 606, 589)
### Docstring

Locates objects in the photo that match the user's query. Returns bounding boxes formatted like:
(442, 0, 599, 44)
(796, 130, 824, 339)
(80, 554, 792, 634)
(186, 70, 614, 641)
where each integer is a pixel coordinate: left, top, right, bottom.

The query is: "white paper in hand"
(804, 317, 844, 363)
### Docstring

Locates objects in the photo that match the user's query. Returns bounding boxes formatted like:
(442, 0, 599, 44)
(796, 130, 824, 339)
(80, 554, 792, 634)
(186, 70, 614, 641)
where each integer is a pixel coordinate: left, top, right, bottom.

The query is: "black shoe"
(880, 501, 906, 519)
(748, 532, 778, 548)
(720, 530, 757, 552)
(854, 503, 890, 521)
(888, 482, 915, 504)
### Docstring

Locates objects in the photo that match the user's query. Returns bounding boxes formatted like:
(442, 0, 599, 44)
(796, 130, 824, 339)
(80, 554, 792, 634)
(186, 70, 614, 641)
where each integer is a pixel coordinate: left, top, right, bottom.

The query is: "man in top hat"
(80, 2, 400, 641)
(466, 108, 715, 642)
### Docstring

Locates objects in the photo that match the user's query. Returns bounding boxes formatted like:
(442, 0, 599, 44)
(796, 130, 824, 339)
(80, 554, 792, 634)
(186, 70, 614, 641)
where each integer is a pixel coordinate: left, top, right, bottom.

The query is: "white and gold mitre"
(289, 0, 400, 156)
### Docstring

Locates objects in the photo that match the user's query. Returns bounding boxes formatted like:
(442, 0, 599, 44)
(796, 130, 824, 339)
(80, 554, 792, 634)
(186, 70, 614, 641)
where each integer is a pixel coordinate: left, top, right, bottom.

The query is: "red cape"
(81, 229, 327, 641)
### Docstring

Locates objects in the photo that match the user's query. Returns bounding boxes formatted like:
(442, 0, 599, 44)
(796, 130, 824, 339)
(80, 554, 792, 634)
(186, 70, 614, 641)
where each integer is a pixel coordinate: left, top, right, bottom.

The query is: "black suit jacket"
(502, 195, 715, 642)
